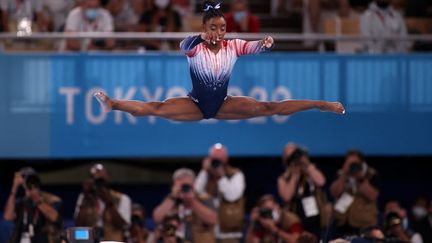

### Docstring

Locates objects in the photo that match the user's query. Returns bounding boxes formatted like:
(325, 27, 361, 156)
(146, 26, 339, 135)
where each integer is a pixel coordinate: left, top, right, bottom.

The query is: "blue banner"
(0, 53, 431, 158)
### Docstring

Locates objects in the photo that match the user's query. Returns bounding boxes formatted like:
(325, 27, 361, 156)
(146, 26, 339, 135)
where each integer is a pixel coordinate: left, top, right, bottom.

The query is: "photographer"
(3, 167, 62, 243)
(384, 200, 423, 243)
(195, 143, 246, 243)
(330, 150, 379, 236)
(128, 203, 151, 243)
(153, 168, 217, 243)
(277, 143, 329, 237)
(74, 163, 131, 242)
(245, 194, 302, 243)
(149, 214, 182, 243)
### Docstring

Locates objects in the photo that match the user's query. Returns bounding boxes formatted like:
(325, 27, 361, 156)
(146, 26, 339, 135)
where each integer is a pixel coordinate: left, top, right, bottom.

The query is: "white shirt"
(112, 0, 140, 26)
(62, 6, 113, 50)
(65, 6, 113, 32)
(74, 191, 132, 226)
(0, 0, 41, 21)
(195, 169, 245, 202)
(39, 0, 74, 31)
(411, 233, 423, 243)
(194, 168, 245, 238)
(360, 2, 410, 53)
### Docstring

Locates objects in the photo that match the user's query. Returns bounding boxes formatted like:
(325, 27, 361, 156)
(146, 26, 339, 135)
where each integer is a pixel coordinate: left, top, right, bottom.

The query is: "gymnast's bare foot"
(94, 92, 113, 112)
(319, 101, 345, 114)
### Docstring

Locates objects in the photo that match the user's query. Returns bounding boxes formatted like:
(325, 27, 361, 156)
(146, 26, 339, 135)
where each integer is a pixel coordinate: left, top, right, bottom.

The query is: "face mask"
(376, 1, 390, 9)
(412, 207, 428, 218)
(155, 0, 170, 9)
(85, 8, 98, 21)
(272, 210, 280, 222)
(401, 218, 409, 230)
(233, 11, 246, 23)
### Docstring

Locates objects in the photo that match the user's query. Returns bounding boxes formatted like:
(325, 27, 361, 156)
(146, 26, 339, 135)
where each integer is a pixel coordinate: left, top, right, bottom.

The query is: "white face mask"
(412, 207, 428, 218)
(402, 218, 409, 230)
(155, 0, 170, 9)
(272, 209, 280, 222)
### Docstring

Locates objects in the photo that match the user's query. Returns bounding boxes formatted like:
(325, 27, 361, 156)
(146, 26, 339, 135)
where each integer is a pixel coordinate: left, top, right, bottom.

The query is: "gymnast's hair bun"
(203, 0, 221, 12)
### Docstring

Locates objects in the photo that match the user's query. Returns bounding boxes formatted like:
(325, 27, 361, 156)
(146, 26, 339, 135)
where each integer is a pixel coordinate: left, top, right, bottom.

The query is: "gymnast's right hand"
(201, 31, 220, 45)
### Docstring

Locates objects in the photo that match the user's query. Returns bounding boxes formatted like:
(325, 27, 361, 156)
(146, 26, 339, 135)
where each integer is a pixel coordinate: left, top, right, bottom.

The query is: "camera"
(259, 208, 273, 219)
(19, 167, 41, 190)
(162, 222, 177, 237)
(131, 215, 143, 226)
(181, 184, 192, 193)
(385, 212, 402, 230)
(349, 162, 362, 175)
(211, 159, 222, 169)
(161, 215, 180, 238)
(285, 148, 306, 166)
(23, 174, 41, 190)
(93, 178, 108, 191)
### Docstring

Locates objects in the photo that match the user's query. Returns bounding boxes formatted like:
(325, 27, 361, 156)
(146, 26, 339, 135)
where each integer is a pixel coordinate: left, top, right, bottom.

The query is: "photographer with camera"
(153, 168, 217, 243)
(383, 200, 423, 243)
(74, 163, 132, 242)
(194, 143, 246, 243)
(410, 197, 432, 243)
(148, 214, 182, 243)
(277, 143, 329, 237)
(3, 167, 62, 243)
(127, 203, 151, 243)
(245, 194, 303, 243)
(330, 150, 379, 236)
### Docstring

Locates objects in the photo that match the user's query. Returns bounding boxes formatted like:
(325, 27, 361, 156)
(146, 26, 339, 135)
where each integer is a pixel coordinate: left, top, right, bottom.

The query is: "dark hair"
(162, 214, 181, 225)
(296, 232, 318, 243)
(256, 194, 277, 207)
(360, 226, 383, 237)
(346, 149, 365, 161)
(25, 174, 41, 189)
(202, 0, 225, 24)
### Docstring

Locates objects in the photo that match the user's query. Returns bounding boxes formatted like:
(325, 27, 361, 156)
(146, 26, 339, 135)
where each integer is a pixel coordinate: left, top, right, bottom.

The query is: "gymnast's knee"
(258, 102, 278, 116)
(150, 102, 164, 117)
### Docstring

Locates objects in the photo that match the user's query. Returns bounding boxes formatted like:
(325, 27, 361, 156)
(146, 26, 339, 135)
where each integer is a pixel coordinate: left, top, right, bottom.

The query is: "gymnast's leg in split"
(94, 92, 345, 122)
(215, 96, 345, 120)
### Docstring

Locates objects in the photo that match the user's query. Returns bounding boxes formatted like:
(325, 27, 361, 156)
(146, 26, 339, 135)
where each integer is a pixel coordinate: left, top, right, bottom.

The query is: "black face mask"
(376, 1, 390, 9)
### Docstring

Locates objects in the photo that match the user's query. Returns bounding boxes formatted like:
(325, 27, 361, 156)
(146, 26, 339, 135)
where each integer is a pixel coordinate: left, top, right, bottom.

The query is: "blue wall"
(0, 53, 431, 158)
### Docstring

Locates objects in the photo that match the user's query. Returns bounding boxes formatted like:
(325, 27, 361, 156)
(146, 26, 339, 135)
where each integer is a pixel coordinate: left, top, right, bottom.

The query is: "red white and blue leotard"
(180, 35, 272, 119)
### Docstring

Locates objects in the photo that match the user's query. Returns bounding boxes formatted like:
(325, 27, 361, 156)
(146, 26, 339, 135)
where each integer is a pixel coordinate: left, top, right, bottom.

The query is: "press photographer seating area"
(0, 147, 431, 243)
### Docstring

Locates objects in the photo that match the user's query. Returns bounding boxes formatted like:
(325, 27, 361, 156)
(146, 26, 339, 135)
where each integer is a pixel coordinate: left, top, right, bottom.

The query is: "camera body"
(259, 208, 274, 219)
(162, 222, 177, 237)
(285, 148, 307, 167)
(349, 161, 363, 175)
(93, 178, 108, 191)
(131, 215, 143, 227)
(19, 167, 41, 190)
(181, 184, 192, 193)
(211, 159, 222, 169)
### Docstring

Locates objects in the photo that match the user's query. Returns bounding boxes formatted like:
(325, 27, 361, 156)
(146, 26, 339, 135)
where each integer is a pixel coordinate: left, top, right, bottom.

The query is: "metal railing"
(0, 32, 431, 41)
(0, 32, 431, 52)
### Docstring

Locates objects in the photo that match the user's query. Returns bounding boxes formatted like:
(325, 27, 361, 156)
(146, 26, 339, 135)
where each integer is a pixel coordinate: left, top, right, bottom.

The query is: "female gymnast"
(94, 0, 345, 121)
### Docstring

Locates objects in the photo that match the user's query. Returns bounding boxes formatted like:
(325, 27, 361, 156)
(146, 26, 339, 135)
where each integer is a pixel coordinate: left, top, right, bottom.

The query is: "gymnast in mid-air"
(94, 0, 345, 121)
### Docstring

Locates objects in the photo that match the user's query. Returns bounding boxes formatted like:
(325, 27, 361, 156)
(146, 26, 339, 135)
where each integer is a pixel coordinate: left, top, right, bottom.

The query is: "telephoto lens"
(181, 184, 192, 193)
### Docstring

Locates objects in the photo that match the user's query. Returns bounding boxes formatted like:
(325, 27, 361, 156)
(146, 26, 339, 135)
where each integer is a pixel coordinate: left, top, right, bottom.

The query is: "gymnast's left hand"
(262, 36, 274, 48)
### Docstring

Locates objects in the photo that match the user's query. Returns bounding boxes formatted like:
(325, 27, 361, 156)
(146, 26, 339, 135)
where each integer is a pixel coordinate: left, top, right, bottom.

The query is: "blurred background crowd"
(1, 143, 431, 243)
(0, 0, 431, 52)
